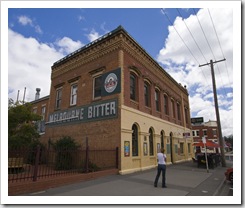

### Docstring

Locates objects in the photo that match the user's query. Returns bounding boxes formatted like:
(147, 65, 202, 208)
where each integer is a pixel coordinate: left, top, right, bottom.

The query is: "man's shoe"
(154, 184, 157, 187)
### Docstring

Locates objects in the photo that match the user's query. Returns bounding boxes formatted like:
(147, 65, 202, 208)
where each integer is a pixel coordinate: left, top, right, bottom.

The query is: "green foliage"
(8, 99, 42, 149)
(78, 160, 101, 173)
(51, 136, 80, 170)
(27, 141, 45, 165)
(224, 135, 233, 148)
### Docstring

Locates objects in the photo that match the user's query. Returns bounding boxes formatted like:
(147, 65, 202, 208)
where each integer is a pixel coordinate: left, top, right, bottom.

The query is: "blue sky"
(4, 2, 241, 138)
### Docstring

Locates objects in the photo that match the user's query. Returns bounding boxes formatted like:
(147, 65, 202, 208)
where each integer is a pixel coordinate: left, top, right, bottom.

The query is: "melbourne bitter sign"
(46, 99, 118, 126)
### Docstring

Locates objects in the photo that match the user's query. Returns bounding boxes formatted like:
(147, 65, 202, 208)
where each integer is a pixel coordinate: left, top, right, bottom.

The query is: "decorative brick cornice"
(50, 26, 188, 96)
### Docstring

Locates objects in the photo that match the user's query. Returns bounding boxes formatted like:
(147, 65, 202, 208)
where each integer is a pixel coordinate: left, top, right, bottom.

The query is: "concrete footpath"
(26, 160, 232, 196)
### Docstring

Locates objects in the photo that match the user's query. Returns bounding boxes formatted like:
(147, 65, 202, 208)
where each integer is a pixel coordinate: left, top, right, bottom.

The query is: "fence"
(8, 145, 119, 183)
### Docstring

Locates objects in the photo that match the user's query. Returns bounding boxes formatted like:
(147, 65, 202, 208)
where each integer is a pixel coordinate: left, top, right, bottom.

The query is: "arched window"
(164, 94, 169, 115)
(132, 124, 138, 156)
(144, 82, 151, 107)
(149, 128, 154, 156)
(130, 73, 137, 101)
(155, 89, 160, 112)
(161, 131, 165, 149)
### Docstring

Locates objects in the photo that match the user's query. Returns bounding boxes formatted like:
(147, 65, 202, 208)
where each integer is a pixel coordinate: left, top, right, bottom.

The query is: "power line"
(176, 8, 208, 64)
(208, 9, 232, 88)
(193, 8, 216, 60)
(193, 8, 229, 96)
(176, 8, 210, 85)
(161, 8, 200, 65)
(207, 9, 225, 59)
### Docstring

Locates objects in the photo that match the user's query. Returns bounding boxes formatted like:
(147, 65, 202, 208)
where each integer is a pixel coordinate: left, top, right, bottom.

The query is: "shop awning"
(192, 141, 220, 148)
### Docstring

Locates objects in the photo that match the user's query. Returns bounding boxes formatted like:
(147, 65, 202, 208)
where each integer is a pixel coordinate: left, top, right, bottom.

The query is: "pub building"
(31, 26, 193, 174)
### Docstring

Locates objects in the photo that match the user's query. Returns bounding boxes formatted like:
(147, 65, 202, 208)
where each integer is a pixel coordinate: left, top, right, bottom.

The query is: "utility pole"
(199, 58, 226, 167)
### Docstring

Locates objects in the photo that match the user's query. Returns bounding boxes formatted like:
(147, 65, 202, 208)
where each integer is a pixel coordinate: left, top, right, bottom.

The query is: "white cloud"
(158, 8, 233, 136)
(55, 37, 84, 54)
(86, 29, 101, 42)
(17, 15, 43, 34)
(8, 29, 87, 102)
(18, 15, 32, 26)
(8, 29, 80, 102)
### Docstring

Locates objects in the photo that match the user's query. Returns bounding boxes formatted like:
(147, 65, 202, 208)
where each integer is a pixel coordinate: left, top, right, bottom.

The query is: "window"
(177, 102, 181, 120)
(185, 107, 189, 124)
(164, 94, 169, 115)
(41, 106, 46, 120)
(171, 99, 175, 118)
(155, 89, 160, 111)
(93, 75, 102, 99)
(144, 82, 150, 107)
(188, 143, 191, 153)
(33, 107, 37, 114)
(180, 143, 184, 154)
(212, 129, 217, 136)
(192, 131, 195, 137)
(55, 88, 62, 109)
(70, 84, 78, 106)
(149, 128, 154, 156)
(203, 129, 207, 136)
(161, 131, 165, 149)
(130, 73, 137, 101)
(196, 130, 199, 136)
(132, 124, 138, 156)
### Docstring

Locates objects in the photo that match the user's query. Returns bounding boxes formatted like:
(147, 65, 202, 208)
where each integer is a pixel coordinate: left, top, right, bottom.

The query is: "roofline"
(52, 25, 188, 94)
(30, 95, 50, 104)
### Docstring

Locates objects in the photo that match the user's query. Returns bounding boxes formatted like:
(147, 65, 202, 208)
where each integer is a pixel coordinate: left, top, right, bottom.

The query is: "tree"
(8, 99, 42, 149)
(224, 135, 233, 150)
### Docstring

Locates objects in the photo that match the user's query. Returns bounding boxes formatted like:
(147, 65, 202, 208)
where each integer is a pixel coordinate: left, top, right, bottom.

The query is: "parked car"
(225, 167, 233, 183)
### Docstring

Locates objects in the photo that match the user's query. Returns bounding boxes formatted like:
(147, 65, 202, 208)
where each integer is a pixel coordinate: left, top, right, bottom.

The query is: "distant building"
(191, 118, 219, 153)
(31, 26, 193, 174)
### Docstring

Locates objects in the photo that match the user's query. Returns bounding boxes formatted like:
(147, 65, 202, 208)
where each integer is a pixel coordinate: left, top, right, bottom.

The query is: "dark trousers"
(154, 164, 166, 187)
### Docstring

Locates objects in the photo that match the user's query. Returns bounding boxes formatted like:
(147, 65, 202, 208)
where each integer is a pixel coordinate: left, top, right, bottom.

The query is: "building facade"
(31, 26, 193, 174)
(191, 119, 219, 153)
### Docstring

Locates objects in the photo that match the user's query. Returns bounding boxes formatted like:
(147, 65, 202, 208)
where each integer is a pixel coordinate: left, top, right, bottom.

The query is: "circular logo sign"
(104, 73, 118, 93)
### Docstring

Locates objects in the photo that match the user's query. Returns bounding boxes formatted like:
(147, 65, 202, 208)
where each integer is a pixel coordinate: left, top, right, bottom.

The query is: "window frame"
(70, 83, 78, 106)
(130, 73, 137, 101)
(171, 99, 175, 118)
(55, 87, 62, 109)
(41, 105, 46, 120)
(155, 89, 160, 112)
(149, 128, 154, 156)
(164, 94, 169, 115)
(144, 81, 151, 107)
(93, 74, 102, 100)
(132, 124, 139, 157)
(177, 102, 181, 120)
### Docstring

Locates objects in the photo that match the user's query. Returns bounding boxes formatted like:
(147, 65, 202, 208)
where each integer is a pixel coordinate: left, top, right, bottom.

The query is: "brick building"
(191, 119, 219, 153)
(31, 26, 193, 174)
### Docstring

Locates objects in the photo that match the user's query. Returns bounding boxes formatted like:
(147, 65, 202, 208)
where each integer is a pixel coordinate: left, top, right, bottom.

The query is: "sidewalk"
(26, 160, 232, 196)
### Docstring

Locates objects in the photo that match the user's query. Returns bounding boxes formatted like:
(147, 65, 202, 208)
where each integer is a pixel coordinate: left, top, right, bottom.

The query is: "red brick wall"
(8, 169, 118, 196)
(41, 49, 122, 151)
(192, 125, 219, 142)
(123, 51, 191, 129)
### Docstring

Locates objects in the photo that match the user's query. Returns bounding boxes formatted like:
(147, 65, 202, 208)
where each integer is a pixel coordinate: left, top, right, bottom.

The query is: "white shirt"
(157, 152, 166, 165)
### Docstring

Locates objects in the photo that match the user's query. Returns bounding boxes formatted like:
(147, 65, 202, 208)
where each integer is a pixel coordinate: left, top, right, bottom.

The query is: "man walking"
(154, 148, 167, 188)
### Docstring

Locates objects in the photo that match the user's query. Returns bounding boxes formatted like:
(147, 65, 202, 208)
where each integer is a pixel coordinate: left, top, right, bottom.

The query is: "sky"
(4, 2, 241, 138)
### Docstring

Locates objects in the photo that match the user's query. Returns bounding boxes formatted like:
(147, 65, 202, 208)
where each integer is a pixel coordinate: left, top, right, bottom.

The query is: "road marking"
(202, 190, 208, 193)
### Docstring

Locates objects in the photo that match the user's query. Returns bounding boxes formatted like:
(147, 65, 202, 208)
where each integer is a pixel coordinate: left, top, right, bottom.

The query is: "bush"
(51, 136, 80, 170)
(78, 160, 101, 173)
